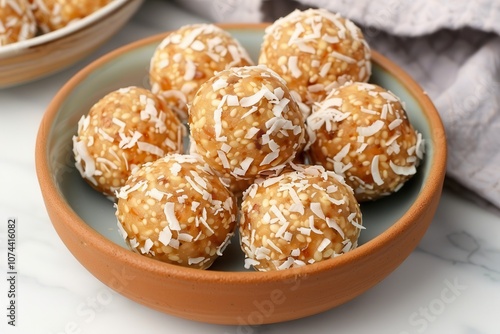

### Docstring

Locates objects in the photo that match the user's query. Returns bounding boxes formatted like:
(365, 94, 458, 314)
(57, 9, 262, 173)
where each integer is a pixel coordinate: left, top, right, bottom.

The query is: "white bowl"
(0, 0, 144, 88)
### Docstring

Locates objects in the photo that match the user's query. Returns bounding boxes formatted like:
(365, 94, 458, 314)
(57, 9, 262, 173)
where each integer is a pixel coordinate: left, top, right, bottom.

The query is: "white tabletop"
(1, 1, 500, 333)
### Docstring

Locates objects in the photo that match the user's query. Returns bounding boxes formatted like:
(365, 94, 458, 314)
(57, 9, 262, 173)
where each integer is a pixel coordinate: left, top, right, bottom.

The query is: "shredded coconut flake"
(275, 221, 290, 239)
(244, 258, 260, 269)
(170, 162, 182, 176)
(137, 142, 164, 156)
(388, 118, 403, 130)
(239, 157, 254, 174)
(322, 34, 339, 44)
(309, 215, 323, 234)
(357, 120, 385, 137)
(277, 257, 295, 270)
(178, 233, 193, 242)
(97, 128, 114, 142)
(390, 161, 416, 175)
(298, 227, 311, 236)
(182, 59, 195, 81)
(310, 202, 325, 220)
(260, 151, 279, 166)
(217, 150, 230, 169)
(147, 188, 165, 201)
(140, 239, 154, 254)
(116, 220, 127, 240)
(272, 97, 290, 116)
(240, 87, 267, 107)
(331, 51, 356, 63)
(245, 127, 260, 139)
(317, 238, 331, 252)
(371, 155, 384, 185)
(380, 91, 399, 102)
(158, 226, 172, 246)
(263, 175, 284, 188)
(415, 132, 425, 159)
(333, 143, 351, 162)
(266, 239, 283, 254)
(270, 204, 288, 224)
(326, 218, 345, 238)
(319, 62, 332, 77)
(288, 56, 302, 78)
(164, 202, 181, 231)
(212, 78, 228, 91)
(188, 257, 205, 265)
(241, 105, 258, 119)
(226, 94, 239, 106)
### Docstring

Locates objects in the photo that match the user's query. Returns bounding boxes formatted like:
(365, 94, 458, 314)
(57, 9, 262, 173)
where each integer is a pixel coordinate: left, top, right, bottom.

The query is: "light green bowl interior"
(47, 27, 434, 272)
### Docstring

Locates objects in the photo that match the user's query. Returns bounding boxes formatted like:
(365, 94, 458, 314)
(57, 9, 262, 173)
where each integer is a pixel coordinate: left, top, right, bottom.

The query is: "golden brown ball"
(189, 65, 307, 190)
(72, 86, 185, 199)
(115, 154, 238, 269)
(306, 82, 425, 201)
(149, 23, 254, 120)
(259, 8, 371, 117)
(240, 164, 363, 271)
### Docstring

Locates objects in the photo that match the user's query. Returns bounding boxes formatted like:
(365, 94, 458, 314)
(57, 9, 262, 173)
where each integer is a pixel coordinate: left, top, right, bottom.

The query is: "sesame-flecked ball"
(0, 0, 37, 46)
(306, 82, 425, 201)
(31, 0, 111, 32)
(72, 86, 185, 199)
(259, 8, 371, 117)
(239, 164, 363, 272)
(189, 65, 307, 188)
(149, 23, 254, 120)
(115, 154, 238, 269)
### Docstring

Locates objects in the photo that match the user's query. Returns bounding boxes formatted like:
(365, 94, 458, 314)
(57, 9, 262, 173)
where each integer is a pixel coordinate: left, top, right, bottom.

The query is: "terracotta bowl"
(0, 0, 144, 88)
(35, 23, 447, 325)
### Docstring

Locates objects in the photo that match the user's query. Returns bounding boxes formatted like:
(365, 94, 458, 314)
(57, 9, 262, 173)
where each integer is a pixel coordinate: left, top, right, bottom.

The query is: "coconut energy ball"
(31, 0, 111, 32)
(150, 23, 254, 120)
(72, 86, 184, 198)
(0, 0, 37, 46)
(259, 8, 371, 117)
(306, 82, 425, 201)
(115, 154, 238, 269)
(240, 164, 363, 272)
(189, 65, 307, 189)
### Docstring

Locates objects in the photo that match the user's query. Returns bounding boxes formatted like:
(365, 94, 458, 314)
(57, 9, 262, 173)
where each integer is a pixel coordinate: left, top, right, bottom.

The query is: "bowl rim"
(0, 0, 135, 57)
(35, 23, 447, 284)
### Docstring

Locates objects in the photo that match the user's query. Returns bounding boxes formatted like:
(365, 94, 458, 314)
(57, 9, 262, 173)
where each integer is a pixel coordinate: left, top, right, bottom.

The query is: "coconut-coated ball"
(150, 23, 254, 120)
(115, 154, 238, 269)
(240, 164, 363, 271)
(72, 86, 185, 199)
(189, 65, 307, 189)
(306, 82, 425, 201)
(259, 8, 371, 117)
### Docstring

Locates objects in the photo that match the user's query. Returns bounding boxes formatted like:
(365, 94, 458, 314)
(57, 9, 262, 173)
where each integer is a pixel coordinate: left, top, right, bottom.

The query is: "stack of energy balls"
(0, 0, 113, 46)
(73, 9, 424, 272)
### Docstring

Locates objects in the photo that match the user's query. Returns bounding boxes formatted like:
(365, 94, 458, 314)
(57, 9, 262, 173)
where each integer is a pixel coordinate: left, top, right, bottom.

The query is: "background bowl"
(0, 0, 144, 88)
(35, 23, 447, 325)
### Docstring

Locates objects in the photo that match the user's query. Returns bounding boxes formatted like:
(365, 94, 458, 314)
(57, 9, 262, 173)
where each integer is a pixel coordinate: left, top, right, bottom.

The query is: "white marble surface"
(1, 1, 500, 333)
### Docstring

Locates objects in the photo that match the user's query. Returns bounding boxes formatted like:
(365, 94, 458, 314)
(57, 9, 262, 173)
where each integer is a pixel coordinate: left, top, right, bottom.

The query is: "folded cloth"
(174, 0, 500, 208)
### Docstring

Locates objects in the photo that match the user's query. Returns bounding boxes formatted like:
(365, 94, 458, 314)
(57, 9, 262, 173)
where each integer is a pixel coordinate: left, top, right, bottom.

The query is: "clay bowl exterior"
(35, 24, 447, 325)
(0, 0, 144, 88)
